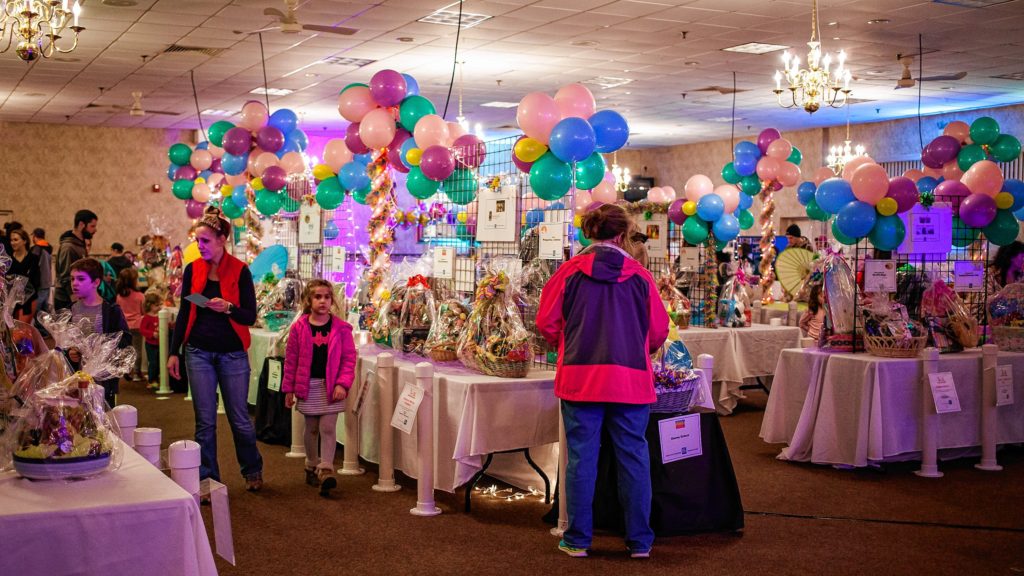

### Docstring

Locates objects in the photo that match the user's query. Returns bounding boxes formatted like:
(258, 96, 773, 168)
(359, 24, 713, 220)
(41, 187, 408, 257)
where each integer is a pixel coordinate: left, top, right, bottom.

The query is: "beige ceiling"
(1, 0, 1023, 146)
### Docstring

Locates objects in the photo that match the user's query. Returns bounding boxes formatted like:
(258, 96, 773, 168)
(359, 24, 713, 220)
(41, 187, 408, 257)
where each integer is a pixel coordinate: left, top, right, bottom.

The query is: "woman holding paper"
(168, 206, 263, 493)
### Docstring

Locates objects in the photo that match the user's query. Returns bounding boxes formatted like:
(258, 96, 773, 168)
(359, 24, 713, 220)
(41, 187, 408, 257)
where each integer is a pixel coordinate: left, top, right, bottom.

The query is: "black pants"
(145, 342, 160, 383)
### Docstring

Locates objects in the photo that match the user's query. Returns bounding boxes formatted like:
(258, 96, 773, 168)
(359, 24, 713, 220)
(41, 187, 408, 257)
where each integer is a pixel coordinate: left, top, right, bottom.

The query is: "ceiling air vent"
(162, 45, 226, 57)
(322, 56, 376, 67)
(693, 86, 750, 95)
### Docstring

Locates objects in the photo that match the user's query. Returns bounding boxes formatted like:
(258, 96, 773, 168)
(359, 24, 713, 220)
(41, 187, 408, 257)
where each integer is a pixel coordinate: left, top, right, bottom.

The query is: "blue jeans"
(562, 401, 653, 552)
(185, 345, 263, 481)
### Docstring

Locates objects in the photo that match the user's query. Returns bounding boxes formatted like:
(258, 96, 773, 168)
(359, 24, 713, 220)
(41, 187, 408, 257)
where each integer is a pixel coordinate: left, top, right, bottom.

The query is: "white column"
(915, 348, 943, 478)
(134, 427, 162, 466)
(169, 440, 202, 497)
(156, 309, 173, 395)
(975, 344, 1002, 471)
(410, 362, 440, 516)
(550, 399, 568, 537)
(372, 353, 401, 492)
(284, 404, 306, 458)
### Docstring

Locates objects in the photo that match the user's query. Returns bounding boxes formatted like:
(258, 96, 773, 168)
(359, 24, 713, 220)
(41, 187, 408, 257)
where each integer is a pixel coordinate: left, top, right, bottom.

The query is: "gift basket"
(717, 273, 752, 328)
(821, 250, 861, 351)
(424, 299, 469, 362)
(257, 273, 304, 332)
(658, 275, 691, 329)
(457, 260, 533, 378)
(651, 340, 703, 413)
(920, 276, 978, 353)
(397, 275, 434, 355)
(988, 282, 1024, 352)
(861, 297, 928, 358)
(516, 258, 553, 352)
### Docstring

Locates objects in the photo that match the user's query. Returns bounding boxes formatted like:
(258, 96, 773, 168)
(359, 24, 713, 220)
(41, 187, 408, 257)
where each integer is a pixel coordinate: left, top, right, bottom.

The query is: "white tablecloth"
(0, 441, 217, 576)
(247, 328, 284, 405)
(761, 349, 1024, 467)
(676, 325, 802, 415)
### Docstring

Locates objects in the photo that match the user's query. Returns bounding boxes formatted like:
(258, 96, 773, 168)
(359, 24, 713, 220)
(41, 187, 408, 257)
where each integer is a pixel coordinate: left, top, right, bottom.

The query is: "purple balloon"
(446, 211, 458, 225)
(886, 176, 919, 214)
(345, 122, 370, 155)
(453, 134, 486, 168)
(185, 199, 206, 219)
(261, 165, 287, 191)
(369, 69, 407, 107)
(935, 179, 972, 212)
(512, 137, 533, 173)
(927, 135, 961, 166)
(959, 193, 997, 228)
(209, 157, 223, 174)
(420, 145, 456, 181)
(387, 143, 410, 174)
(757, 128, 781, 154)
(174, 165, 198, 181)
(222, 127, 253, 156)
(256, 126, 285, 153)
(668, 198, 687, 225)
(389, 127, 412, 149)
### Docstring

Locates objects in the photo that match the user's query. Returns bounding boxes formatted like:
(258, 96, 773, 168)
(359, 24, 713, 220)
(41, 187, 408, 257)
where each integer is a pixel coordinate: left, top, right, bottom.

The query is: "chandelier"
(610, 152, 631, 193)
(773, 0, 851, 114)
(826, 105, 867, 175)
(1, 0, 84, 62)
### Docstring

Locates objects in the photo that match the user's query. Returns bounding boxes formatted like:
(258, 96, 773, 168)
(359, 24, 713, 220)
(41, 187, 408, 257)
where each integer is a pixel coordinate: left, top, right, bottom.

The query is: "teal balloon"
(739, 174, 761, 196)
(579, 234, 592, 248)
(399, 95, 436, 132)
(456, 223, 469, 238)
(721, 162, 741, 184)
(352, 185, 370, 205)
(957, 143, 987, 172)
(168, 143, 192, 167)
(682, 217, 709, 245)
(831, 219, 858, 246)
(281, 196, 300, 213)
(172, 179, 194, 200)
(737, 209, 754, 230)
(991, 134, 1022, 163)
(208, 121, 234, 148)
(806, 197, 829, 221)
(951, 216, 980, 248)
(407, 166, 440, 200)
(868, 214, 906, 251)
(529, 152, 572, 201)
(574, 152, 606, 190)
(443, 168, 477, 205)
(221, 199, 244, 219)
(316, 177, 345, 209)
(340, 82, 368, 94)
(969, 116, 1000, 146)
(983, 209, 1020, 246)
(254, 190, 282, 216)
(787, 146, 802, 166)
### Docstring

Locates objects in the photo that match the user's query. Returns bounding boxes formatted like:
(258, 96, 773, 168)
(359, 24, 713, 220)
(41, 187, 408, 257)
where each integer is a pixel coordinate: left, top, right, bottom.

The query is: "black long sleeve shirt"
(170, 262, 257, 355)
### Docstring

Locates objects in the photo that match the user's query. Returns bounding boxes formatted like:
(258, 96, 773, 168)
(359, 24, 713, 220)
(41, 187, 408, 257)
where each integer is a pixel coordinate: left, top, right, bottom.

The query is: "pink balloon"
(813, 166, 835, 186)
(715, 184, 740, 213)
(253, 152, 279, 176)
(337, 86, 377, 123)
(359, 108, 397, 149)
(941, 160, 963, 182)
(192, 182, 211, 203)
(943, 120, 970, 144)
(850, 162, 889, 205)
(756, 156, 781, 182)
(190, 149, 213, 171)
(766, 138, 792, 160)
(238, 101, 268, 131)
(841, 155, 872, 180)
(247, 147, 265, 176)
(934, 180, 971, 212)
(345, 122, 370, 155)
(777, 161, 802, 187)
(225, 172, 247, 186)
(206, 173, 224, 188)
(554, 83, 596, 119)
(419, 145, 456, 181)
(516, 92, 560, 144)
(208, 143, 224, 158)
(413, 114, 450, 149)
(648, 187, 664, 203)
(603, 171, 616, 185)
(922, 165, 942, 179)
(323, 138, 353, 172)
(662, 186, 677, 200)
(592, 180, 617, 204)
(279, 151, 306, 174)
(684, 174, 714, 203)
(902, 169, 925, 182)
(961, 159, 1004, 198)
(574, 190, 593, 214)
(446, 122, 467, 147)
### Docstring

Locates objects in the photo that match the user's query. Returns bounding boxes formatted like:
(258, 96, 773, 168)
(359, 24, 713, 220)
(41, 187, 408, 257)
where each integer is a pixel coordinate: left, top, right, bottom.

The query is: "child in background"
(139, 292, 165, 390)
(68, 258, 131, 406)
(799, 284, 826, 341)
(116, 268, 146, 382)
(282, 279, 356, 497)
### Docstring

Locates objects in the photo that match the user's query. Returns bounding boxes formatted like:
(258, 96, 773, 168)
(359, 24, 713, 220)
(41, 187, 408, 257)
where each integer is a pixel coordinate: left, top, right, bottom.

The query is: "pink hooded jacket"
(282, 314, 357, 400)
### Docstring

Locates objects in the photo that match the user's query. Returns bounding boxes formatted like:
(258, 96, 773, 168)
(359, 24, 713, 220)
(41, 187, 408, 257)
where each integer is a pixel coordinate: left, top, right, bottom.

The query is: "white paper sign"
(864, 260, 896, 293)
(299, 203, 321, 244)
(538, 222, 564, 260)
(644, 214, 669, 259)
(331, 246, 347, 272)
(454, 257, 476, 293)
(898, 204, 952, 257)
(286, 245, 298, 269)
(476, 184, 518, 243)
(928, 371, 961, 414)
(996, 365, 1014, 407)
(390, 382, 425, 434)
(433, 247, 454, 279)
(266, 358, 282, 393)
(658, 413, 702, 464)
(953, 261, 985, 292)
(679, 247, 701, 271)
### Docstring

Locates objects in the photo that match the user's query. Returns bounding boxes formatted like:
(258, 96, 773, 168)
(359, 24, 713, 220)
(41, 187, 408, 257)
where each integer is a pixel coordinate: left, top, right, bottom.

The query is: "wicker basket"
(651, 374, 703, 414)
(864, 334, 928, 358)
(428, 348, 459, 362)
(992, 326, 1024, 352)
(477, 356, 529, 378)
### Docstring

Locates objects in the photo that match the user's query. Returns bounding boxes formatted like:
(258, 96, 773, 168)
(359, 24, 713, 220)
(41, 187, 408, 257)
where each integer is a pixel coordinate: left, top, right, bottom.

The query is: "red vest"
(183, 252, 252, 350)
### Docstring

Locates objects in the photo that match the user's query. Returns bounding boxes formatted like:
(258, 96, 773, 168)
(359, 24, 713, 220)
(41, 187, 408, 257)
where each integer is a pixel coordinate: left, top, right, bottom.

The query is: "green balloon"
(221, 198, 244, 219)
(721, 162, 741, 184)
(831, 219, 858, 246)
(530, 152, 572, 201)
(578, 234, 592, 248)
(352, 185, 370, 205)
(951, 216, 980, 248)
(957, 143, 987, 172)
(254, 190, 282, 216)
(399, 95, 436, 132)
(970, 116, 1000, 146)
(806, 197, 829, 221)
(737, 209, 754, 230)
(990, 134, 1021, 163)
(682, 216, 709, 245)
(340, 82, 368, 94)
(787, 146, 803, 166)
(574, 152, 606, 190)
(443, 168, 477, 205)
(868, 214, 906, 251)
(168, 143, 192, 167)
(740, 174, 761, 196)
(208, 121, 234, 148)
(983, 209, 1020, 246)
(407, 166, 440, 200)
(172, 179, 194, 200)
(281, 196, 300, 213)
(316, 177, 345, 209)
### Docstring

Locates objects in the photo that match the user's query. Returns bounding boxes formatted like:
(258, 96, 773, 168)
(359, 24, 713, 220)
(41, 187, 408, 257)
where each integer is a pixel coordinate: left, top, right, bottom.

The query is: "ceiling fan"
(233, 0, 358, 36)
(893, 55, 967, 90)
(85, 91, 178, 117)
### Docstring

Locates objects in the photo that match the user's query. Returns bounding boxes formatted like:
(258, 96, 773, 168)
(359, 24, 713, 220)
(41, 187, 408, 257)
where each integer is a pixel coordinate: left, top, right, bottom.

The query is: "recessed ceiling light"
(250, 87, 294, 96)
(201, 109, 234, 116)
(684, 61, 700, 67)
(418, 5, 491, 28)
(706, 116, 745, 123)
(833, 37, 841, 40)
(827, 21, 838, 26)
(304, 73, 319, 77)
(722, 42, 788, 54)
(624, 91, 631, 95)
(867, 18, 891, 24)
(397, 37, 415, 43)
(102, 0, 138, 6)
(583, 76, 633, 89)
(571, 40, 599, 47)
(480, 101, 520, 108)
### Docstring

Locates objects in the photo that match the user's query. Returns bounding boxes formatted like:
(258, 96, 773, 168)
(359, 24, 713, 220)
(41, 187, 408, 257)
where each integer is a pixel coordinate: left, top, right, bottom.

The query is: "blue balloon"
(588, 110, 629, 153)
(277, 139, 302, 158)
(525, 208, 544, 228)
(166, 163, 178, 179)
(548, 117, 596, 163)
(323, 220, 340, 240)
(546, 202, 565, 211)
(199, 169, 212, 180)
(712, 213, 740, 242)
(869, 214, 906, 251)
(402, 74, 420, 96)
(734, 140, 761, 159)
(738, 192, 753, 211)
(836, 200, 877, 239)
(775, 236, 789, 252)
(733, 153, 758, 177)
(268, 109, 298, 135)
(1003, 178, 1024, 212)
(354, 152, 373, 166)
(399, 139, 418, 169)
(797, 181, 817, 206)
(917, 176, 939, 194)
(286, 129, 308, 152)
(339, 161, 370, 191)
(221, 152, 248, 176)
(1015, 205, 1024, 221)
(696, 194, 725, 222)
(815, 177, 855, 214)
(231, 185, 249, 208)
(196, 141, 209, 150)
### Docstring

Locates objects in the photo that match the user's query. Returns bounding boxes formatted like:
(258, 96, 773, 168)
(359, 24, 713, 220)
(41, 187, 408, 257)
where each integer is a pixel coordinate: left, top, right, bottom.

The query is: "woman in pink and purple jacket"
(537, 204, 669, 559)
(283, 279, 356, 497)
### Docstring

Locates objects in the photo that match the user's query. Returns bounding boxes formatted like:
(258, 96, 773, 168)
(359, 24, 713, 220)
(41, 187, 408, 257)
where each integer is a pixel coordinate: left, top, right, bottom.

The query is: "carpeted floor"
(119, 381, 1024, 576)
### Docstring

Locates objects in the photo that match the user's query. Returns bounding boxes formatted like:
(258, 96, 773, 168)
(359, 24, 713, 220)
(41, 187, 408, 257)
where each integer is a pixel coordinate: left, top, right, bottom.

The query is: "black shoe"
(305, 468, 318, 487)
(245, 472, 263, 492)
(318, 469, 337, 497)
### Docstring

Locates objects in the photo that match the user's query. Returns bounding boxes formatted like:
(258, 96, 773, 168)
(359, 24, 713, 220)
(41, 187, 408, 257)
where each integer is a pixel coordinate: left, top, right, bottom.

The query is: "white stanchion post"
(284, 403, 306, 458)
(134, 427, 162, 466)
(698, 353, 715, 391)
(410, 362, 440, 516)
(550, 399, 568, 537)
(169, 440, 202, 497)
(787, 301, 799, 327)
(916, 347, 943, 478)
(157, 309, 173, 396)
(753, 301, 763, 325)
(111, 405, 137, 447)
(976, 344, 1002, 472)
(340, 371, 365, 475)
(372, 353, 401, 492)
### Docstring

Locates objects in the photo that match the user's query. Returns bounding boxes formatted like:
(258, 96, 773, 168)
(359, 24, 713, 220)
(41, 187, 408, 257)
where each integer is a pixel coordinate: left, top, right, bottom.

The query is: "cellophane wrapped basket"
(398, 275, 434, 355)
(862, 298, 927, 358)
(821, 250, 861, 352)
(651, 341, 702, 414)
(989, 283, 1024, 352)
(457, 261, 532, 378)
(516, 258, 553, 353)
(717, 275, 752, 328)
(657, 275, 691, 329)
(425, 299, 469, 362)
(257, 275, 303, 332)
(920, 276, 978, 353)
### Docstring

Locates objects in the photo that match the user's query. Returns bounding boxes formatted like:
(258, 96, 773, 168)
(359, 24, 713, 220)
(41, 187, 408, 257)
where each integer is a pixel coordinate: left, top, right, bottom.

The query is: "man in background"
(107, 242, 132, 278)
(55, 209, 98, 310)
(30, 228, 54, 331)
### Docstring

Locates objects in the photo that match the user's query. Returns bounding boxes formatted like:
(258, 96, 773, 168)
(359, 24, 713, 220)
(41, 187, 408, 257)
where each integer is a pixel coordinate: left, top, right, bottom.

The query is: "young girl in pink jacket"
(283, 279, 356, 497)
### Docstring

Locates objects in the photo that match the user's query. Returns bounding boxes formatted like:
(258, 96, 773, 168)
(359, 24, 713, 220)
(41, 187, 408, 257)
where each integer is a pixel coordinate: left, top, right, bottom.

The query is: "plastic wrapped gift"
(425, 299, 469, 362)
(921, 276, 978, 352)
(861, 297, 927, 358)
(457, 259, 533, 378)
(397, 275, 434, 355)
(516, 258, 553, 352)
(718, 275, 752, 328)
(651, 341, 702, 413)
(257, 275, 304, 332)
(988, 282, 1024, 351)
(657, 274, 691, 329)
